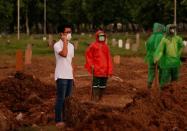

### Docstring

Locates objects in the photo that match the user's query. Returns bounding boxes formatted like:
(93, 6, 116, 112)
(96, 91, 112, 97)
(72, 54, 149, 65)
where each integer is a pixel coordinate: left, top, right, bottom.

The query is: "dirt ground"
(0, 56, 186, 130)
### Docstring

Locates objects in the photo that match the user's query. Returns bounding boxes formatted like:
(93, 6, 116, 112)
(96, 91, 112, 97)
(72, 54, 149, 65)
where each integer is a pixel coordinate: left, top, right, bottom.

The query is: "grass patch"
(4, 33, 186, 58)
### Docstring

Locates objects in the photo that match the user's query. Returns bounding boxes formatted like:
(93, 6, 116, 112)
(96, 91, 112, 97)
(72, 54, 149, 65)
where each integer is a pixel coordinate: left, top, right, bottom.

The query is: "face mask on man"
(67, 33, 72, 41)
(98, 35, 105, 42)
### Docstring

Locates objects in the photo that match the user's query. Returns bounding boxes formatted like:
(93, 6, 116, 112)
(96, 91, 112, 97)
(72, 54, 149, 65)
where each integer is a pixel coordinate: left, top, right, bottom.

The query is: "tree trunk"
(26, 11, 30, 35)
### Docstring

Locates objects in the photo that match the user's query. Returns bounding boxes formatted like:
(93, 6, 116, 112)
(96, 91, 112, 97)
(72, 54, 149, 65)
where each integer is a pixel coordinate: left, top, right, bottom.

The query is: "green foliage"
(0, 34, 53, 56)
(1, 0, 187, 33)
(0, 0, 13, 32)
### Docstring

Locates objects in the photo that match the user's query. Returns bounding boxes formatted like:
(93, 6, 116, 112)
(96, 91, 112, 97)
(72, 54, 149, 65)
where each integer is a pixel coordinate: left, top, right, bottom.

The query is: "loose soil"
(0, 56, 186, 130)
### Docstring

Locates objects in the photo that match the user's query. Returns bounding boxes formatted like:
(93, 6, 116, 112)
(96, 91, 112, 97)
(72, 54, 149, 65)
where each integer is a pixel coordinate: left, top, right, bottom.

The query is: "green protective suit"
(154, 24, 184, 89)
(145, 23, 165, 88)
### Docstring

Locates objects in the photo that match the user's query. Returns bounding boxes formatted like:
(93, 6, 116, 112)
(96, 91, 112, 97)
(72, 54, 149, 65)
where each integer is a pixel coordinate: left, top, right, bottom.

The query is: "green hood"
(153, 23, 165, 33)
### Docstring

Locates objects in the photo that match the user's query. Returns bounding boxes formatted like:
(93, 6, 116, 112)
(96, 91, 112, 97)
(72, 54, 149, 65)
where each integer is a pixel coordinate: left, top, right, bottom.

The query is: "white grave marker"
(48, 34, 53, 47)
(118, 39, 123, 48)
(136, 33, 140, 45)
(112, 38, 117, 47)
(183, 41, 187, 46)
(43, 37, 47, 41)
(125, 39, 130, 50)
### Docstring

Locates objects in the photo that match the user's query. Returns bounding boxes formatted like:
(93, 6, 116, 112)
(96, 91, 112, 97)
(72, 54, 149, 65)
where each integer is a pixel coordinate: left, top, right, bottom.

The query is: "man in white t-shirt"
(53, 24, 74, 128)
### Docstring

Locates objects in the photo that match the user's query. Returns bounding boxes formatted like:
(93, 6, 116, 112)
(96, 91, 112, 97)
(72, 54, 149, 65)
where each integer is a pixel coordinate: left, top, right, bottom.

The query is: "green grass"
(6, 33, 185, 59)
(0, 33, 148, 57)
(74, 33, 147, 57)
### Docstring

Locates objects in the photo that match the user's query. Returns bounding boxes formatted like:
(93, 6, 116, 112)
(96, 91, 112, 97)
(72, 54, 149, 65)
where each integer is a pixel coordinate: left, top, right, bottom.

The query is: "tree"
(0, 0, 13, 32)
(1, 0, 187, 33)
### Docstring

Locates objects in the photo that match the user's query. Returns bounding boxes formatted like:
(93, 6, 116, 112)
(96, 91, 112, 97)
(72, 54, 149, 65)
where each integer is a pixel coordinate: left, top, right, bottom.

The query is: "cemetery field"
(0, 34, 187, 130)
(0, 33, 148, 56)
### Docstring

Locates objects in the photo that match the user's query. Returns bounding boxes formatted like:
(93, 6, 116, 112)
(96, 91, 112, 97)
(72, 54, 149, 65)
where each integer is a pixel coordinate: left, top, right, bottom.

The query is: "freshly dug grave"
(0, 57, 186, 130)
(0, 73, 55, 129)
(0, 104, 15, 131)
(65, 83, 187, 131)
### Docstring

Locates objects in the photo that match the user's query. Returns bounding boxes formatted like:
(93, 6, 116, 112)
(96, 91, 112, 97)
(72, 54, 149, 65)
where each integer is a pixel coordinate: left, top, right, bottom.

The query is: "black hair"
(57, 24, 72, 33)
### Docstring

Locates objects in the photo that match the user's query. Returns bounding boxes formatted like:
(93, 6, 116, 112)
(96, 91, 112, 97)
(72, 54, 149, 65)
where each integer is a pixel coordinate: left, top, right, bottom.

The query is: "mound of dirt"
(0, 73, 55, 129)
(0, 58, 186, 130)
(76, 111, 146, 131)
(25, 98, 55, 126)
(65, 97, 146, 131)
(0, 73, 55, 112)
(65, 83, 187, 131)
(124, 84, 187, 130)
(0, 104, 15, 131)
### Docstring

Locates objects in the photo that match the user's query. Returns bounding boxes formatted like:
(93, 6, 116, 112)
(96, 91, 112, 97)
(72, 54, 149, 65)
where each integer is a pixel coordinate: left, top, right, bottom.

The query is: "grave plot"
(0, 57, 186, 130)
(65, 81, 187, 131)
(0, 73, 55, 129)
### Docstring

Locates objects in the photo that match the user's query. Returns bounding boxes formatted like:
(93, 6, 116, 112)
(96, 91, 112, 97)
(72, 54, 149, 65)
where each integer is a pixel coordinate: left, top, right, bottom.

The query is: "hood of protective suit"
(153, 23, 165, 33)
(165, 24, 176, 35)
(95, 30, 107, 43)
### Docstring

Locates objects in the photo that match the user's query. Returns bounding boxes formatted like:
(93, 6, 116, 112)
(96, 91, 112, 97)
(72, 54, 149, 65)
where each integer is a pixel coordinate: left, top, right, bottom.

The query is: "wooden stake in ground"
(132, 33, 140, 52)
(136, 33, 140, 45)
(16, 50, 24, 72)
(74, 41, 79, 50)
(125, 39, 130, 50)
(48, 34, 53, 47)
(90, 67, 94, 101)
(113, 55, 120, 64)
(112, 38, 117, 47)
(154, 63, 159, 89)
(25, 44, 32, 65)
(118, 39, 123, 48)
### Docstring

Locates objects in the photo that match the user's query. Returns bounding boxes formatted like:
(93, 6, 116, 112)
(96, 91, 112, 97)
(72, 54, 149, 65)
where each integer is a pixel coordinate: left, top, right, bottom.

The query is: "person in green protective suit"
(145, 23, 165, 89)
(154, 24, 184, 89)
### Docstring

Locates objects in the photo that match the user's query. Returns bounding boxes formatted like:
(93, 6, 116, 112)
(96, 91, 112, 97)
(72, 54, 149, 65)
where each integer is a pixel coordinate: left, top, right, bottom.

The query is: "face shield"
(167, 24, 176, 35)
(169, 27, 176, 35)
(98, 33, 105, 42)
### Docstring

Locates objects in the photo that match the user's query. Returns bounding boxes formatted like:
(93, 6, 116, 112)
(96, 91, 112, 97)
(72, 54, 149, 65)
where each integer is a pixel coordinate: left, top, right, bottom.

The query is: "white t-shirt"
(54, 39, 74, 80)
